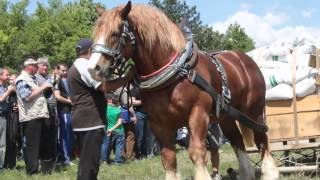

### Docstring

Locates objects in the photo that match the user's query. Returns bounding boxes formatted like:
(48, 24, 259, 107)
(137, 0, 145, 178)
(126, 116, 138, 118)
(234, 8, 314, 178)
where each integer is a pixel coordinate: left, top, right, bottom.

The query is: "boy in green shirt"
(101, 94, 125, 164)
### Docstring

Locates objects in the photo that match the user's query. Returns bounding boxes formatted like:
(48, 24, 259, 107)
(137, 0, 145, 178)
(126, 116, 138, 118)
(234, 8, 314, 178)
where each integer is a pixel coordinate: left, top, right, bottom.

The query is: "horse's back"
(206, 50, 266, 109)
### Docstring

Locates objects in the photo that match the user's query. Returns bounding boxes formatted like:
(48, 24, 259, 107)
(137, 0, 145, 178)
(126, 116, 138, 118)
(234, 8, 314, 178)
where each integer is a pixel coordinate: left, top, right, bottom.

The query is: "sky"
(11, 0, 320, 47)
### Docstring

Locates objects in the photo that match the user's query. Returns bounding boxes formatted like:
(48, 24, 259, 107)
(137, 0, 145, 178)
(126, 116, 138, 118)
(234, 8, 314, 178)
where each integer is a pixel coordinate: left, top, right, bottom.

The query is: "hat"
(37, 57, 49, 66)
(23, 58, 38, 66)
(76, 38, 93, 53)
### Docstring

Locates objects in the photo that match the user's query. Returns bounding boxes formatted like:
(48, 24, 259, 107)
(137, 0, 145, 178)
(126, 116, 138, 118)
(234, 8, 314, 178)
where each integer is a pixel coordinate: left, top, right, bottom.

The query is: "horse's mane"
(93, 4, 187, 55)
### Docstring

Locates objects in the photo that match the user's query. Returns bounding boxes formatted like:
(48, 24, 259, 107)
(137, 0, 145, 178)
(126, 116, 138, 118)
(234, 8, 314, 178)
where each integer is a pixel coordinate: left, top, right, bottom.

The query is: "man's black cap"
(76, 38, 93, 54)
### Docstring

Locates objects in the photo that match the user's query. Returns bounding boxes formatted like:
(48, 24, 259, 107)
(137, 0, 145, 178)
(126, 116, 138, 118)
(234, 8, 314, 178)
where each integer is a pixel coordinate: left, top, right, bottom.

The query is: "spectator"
(131, 85, 153, 159)
(15, 58, 52, 175)
(114, 87, 137, 161)
(67, 38, 134, 180)
(207, 123, 224, 180)
(4, 74, 20, 169)
(53, 63, 73, 166)
(101, 94, 125, 164)
(0, 67, 15, 169)
(35, 57, 58, 173)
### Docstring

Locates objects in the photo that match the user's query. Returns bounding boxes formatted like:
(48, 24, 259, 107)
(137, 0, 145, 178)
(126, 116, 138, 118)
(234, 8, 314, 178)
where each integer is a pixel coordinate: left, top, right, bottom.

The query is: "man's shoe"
(211, 171, 222, 180)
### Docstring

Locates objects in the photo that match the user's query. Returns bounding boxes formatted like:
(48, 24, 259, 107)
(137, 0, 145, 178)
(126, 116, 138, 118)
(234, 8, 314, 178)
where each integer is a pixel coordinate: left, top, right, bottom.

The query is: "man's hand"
(40, 83, 52, 90)
(131, 116, 137, 124)
(7, 85, 15, 93)
(12, 103, 18, 112)
(107, 129, 112, 136)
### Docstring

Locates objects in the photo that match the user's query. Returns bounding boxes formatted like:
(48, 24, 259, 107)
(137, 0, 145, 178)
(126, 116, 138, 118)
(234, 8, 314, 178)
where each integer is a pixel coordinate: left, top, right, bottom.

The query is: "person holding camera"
(16, 58, 52, 175)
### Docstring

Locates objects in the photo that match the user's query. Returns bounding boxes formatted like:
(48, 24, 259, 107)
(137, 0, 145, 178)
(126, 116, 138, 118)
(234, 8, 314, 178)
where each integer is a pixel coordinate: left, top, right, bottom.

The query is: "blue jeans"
(134, 111, 147, 158)
(58, 112, 73, 165)
(101, 131, 125, 163)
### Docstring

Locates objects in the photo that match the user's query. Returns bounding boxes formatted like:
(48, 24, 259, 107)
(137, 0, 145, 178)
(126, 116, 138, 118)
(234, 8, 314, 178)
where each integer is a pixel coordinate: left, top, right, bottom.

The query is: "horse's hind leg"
(219, 118, 255, 180)
(254, 113, 279, 180)
(150, 123, 180, 180)
(188, 106, 212, 180)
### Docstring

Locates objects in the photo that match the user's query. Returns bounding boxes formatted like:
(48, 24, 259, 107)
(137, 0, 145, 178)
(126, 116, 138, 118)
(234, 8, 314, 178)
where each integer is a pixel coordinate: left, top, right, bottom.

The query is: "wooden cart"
(245, 49, 320, 174)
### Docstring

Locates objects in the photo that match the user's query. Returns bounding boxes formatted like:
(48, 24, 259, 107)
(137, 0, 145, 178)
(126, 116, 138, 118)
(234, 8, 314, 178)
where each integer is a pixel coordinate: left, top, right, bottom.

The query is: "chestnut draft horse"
(88, 2, 279, 180)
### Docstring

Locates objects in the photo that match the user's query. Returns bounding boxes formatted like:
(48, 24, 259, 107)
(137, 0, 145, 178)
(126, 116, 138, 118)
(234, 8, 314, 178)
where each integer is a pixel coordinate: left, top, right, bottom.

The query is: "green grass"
(0, 144, 318, 179)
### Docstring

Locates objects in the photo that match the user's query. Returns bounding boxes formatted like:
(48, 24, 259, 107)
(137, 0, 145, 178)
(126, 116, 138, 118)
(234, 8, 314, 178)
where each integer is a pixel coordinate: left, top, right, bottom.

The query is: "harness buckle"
(188, 70, 196, 83)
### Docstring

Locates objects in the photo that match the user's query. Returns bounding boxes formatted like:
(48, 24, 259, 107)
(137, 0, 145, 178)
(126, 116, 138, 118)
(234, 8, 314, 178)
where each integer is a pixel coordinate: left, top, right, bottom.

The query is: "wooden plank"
(292, 48, 299, 142)
(247, 141, 320, 152)
(266, 95, 320, 115)
(266, 100, 294, 115)
(265, 95, 320, 140)
(316, 49, 320, 87)
(267, 114, 295, 140)
(296, 95, 320, 112)
(278, 166, 319, 173)
(297, 112, 320, 136)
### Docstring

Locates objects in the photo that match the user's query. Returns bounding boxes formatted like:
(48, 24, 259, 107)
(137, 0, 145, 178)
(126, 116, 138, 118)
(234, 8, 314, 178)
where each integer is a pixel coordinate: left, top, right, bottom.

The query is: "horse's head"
(88, 1, 134, 81)
(88, 1, 188, 81)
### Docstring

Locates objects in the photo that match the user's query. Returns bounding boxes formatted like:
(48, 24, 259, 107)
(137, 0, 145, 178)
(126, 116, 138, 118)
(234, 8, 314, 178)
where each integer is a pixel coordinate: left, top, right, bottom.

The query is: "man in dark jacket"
(67, 38, 134, 180)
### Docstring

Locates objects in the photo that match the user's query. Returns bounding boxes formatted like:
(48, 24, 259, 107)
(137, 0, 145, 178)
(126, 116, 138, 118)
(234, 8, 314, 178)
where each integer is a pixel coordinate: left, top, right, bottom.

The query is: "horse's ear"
(96, 5, 104, 16)
(120, 1, 131, 19)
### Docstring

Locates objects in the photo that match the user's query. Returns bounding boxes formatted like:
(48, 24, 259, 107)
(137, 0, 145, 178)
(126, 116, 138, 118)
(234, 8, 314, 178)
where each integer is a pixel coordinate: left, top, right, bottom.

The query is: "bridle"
(91, 20, 136, 79)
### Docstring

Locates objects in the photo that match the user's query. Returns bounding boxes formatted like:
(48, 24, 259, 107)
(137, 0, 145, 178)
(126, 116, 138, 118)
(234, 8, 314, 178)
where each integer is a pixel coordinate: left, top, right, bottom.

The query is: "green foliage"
(0, 0, 102, 69)
(149, 0, 223, 51)
(221, 23, 255, 52)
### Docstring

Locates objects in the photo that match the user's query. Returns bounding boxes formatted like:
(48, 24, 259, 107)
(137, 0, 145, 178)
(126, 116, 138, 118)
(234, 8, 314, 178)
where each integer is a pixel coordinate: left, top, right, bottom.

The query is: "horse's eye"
(111, 32, 120, 37)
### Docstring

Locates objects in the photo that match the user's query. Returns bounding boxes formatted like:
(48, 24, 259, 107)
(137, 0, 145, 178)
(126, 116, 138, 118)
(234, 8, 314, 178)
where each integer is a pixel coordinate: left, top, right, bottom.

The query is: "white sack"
(296, 78, 316, 97)
(266, 84, 293, 101)
(262, 67, 318, 89)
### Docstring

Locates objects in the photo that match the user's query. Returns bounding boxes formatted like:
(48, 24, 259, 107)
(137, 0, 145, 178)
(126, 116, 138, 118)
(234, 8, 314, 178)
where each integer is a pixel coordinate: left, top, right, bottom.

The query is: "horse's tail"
(237, 106, 267, 148)
(237, 122, 255, 148)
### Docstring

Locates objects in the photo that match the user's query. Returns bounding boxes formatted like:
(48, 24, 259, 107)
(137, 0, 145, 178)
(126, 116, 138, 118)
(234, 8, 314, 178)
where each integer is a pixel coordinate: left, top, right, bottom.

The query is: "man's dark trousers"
(76, 128, 104, 180)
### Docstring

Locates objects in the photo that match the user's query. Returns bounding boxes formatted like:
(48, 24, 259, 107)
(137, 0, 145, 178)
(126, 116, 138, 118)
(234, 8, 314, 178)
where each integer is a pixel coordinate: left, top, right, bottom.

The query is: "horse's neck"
(134, 45, 176, 76)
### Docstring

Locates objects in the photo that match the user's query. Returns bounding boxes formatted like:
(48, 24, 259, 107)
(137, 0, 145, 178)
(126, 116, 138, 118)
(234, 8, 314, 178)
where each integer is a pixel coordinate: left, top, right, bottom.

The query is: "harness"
(91, 20, 268, 133)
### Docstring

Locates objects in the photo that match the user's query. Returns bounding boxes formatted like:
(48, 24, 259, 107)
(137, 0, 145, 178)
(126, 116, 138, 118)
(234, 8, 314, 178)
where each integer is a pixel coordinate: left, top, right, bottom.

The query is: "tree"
(0, 0, 103, 68)
(221, 23, 255, 52)
(0, 0, 29, 68)
(149, 0, 223, 51)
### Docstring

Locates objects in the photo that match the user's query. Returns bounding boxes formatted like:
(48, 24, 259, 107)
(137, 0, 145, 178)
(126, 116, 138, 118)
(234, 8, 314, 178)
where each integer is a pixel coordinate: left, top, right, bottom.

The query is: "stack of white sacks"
(247, 37, 319, 101)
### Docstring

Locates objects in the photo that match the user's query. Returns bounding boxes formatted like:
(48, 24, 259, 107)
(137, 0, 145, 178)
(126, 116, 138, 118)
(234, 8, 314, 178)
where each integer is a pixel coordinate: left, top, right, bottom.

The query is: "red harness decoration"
(139, 52, 179, 80)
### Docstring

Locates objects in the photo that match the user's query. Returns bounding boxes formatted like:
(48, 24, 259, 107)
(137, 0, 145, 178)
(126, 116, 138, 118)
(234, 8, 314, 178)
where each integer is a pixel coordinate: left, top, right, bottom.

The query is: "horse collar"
(139, 52, 179, 79)
(136, 25, 194, 90)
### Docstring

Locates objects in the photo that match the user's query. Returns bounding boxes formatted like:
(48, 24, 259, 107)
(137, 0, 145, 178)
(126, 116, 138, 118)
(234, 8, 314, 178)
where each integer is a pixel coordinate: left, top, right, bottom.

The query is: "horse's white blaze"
(194, 165, 212, 180)
(261, 152, 279, 180)
(236, 148, 255, 180)
(88, 35, 105, 78)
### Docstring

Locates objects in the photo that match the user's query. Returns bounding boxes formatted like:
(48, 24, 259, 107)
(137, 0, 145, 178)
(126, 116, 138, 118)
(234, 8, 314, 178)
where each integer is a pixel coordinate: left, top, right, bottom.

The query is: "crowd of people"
(0, 38, 159, 179)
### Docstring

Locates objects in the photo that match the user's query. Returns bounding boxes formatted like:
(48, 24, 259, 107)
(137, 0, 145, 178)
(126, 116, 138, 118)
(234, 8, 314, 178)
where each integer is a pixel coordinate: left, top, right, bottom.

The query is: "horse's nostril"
(95, 65, 101, 71)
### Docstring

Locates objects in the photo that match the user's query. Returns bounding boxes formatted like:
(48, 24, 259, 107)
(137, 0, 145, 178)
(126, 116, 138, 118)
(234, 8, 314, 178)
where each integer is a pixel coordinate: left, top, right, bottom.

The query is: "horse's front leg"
(151, 123, 180, 180)
(188, 105, 212, 180)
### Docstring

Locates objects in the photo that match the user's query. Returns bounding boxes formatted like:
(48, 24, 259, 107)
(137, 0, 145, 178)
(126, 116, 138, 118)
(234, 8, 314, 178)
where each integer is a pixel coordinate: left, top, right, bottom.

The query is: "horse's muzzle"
(88, 66, 103, 81)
